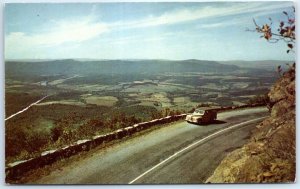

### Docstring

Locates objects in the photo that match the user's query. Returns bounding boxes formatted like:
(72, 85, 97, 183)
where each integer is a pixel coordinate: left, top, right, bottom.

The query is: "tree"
(248, 8, 295, 53)
(248, 7, 296, 110)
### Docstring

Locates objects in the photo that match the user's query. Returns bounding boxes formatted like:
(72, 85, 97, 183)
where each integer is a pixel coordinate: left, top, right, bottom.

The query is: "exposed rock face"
(207, 65, 295, 183)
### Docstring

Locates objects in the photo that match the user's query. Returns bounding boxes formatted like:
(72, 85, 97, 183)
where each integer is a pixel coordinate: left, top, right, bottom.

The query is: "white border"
(0, 0, 299, 189)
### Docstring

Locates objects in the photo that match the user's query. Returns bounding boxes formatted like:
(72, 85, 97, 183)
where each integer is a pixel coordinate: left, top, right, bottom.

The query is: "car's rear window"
(195, 110, 205, 114)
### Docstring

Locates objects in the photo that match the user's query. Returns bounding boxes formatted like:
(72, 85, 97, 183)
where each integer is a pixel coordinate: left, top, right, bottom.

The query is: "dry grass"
(84, 96, 118, 107)
(36, 100, 85, 106)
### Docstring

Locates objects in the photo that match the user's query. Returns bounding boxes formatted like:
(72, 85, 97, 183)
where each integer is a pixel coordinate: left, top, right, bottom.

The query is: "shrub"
(247, 93, 269, 105)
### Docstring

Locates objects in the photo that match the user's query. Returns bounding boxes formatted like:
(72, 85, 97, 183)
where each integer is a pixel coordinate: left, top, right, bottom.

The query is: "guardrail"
(5, 103, 265, 181)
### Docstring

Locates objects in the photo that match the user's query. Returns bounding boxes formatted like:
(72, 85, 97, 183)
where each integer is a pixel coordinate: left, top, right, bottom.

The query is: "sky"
(4, 1, 295, 61)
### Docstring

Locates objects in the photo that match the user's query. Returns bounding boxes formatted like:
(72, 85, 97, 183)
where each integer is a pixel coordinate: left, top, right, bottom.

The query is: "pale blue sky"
(4, 2, 295, 61)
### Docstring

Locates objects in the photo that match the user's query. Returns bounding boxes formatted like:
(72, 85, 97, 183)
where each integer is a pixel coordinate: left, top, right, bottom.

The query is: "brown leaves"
(278, 10, 295, 41)
(261, 24, 272, 40)
(279, 21, 284, 28)
(252, 8, 295, 54)
(287, 44, 293, 53)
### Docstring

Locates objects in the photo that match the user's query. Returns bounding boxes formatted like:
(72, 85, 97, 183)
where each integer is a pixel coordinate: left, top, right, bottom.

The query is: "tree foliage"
(248, 8, 295, 53)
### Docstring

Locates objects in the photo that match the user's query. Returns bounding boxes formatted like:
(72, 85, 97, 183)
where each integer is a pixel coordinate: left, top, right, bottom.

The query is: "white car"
(185, 108, 217, 124)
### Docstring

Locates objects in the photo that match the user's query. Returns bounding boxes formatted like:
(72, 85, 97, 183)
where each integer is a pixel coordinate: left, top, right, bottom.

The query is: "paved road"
(5, 95, 49, 121)
(33, 107, 269, 184)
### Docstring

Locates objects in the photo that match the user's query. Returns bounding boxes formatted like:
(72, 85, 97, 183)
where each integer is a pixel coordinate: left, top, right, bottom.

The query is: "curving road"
(32, 107, 269, 184)
(5, 95, 49, 121)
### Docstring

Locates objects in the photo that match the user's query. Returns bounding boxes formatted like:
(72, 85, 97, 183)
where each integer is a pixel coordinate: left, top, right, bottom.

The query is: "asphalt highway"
(32, 107, 269, 184)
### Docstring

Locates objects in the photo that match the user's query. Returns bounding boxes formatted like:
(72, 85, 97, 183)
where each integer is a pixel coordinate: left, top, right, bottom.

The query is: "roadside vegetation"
(5, 97, 184, 163)
(247, 93, 269, 106)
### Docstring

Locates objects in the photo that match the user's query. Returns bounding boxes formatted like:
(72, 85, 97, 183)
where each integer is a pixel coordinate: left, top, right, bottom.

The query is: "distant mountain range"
(5, 59, 292, 77)
(220, 60, 294, 71)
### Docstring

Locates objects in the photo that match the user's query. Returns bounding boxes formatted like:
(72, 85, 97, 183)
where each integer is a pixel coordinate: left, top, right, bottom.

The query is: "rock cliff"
(206, 64, 295, 183)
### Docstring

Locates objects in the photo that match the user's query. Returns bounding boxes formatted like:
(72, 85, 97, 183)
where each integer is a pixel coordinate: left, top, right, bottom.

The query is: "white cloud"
(111, 2, 292, 30)
(198, 22, 229, 29)
(192, 2, 292, 30)
(6, 2, 292, 47)
(197, 18, 249, 29)
(5, 16, 109, 59)
(109, 32, 175, 45)
(6, 17, 108, 47)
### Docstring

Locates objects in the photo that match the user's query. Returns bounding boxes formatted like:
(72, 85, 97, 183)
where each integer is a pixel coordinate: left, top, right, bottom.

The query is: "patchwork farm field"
(5, 59, 278, 163)
(84, 96, 119, 107)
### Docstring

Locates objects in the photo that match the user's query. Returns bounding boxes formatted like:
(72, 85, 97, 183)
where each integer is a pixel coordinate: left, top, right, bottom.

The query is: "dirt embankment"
(207, 65, 295, 183)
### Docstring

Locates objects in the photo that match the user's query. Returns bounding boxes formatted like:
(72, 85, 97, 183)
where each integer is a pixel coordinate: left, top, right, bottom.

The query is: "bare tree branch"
(248, 8, 295, 53)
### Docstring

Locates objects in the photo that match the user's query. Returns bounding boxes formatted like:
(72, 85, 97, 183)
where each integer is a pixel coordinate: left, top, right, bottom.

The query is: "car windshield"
(194, 110, 205, 115)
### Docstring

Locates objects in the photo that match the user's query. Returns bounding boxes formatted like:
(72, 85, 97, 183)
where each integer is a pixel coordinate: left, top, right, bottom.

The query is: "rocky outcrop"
(207, 65, 295, 183)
